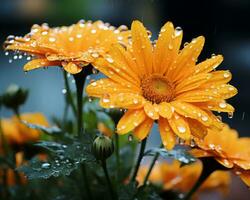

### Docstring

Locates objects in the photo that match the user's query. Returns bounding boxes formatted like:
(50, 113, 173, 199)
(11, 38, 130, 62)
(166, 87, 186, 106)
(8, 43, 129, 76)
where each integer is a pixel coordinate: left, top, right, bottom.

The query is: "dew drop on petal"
(201, 115, 208, 122)
(219, 102, 227, 108)
(177, 126, 186, 133)
(106, 57, 114, 63)
(223, 72, 230, 78)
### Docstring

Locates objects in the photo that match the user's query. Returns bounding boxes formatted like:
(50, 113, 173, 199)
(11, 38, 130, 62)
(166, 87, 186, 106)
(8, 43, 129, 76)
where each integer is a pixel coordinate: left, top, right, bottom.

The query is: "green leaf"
(22, 121, 63, 136)
(144, 148, 196, 164)
(17, 136, 96, 180)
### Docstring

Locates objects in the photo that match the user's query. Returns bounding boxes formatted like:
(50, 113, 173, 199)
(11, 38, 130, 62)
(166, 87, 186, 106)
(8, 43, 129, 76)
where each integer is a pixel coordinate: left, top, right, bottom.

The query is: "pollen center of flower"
(141, 74, 174, 104)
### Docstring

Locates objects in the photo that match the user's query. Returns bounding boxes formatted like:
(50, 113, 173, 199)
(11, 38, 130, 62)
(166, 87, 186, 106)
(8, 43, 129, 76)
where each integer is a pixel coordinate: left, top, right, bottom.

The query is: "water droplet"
(128, 134, 133, 141)
(92, 68, 99, 74)
(168, 44, 173, 50)
(9, 59, 13, 63)
(27, 56, 31, 61)
(13, 55, 18, 60)
(62, 89, 67, 94)
(5, 51, 9, 56)
(177, 126, 186, 133)
(209, 143, 215, 150)
(201, 115, 208, 122)
(91, 52, 99, 58)
(242, 112, 245, 120)
(219, 102, 227, 108)
(174, 27, 182, 37)
(190, 139, 196, 147)
(223, 72, 230, 78)
(102, 98, 110, 103)
(49, 37, 56, 42)
(106, 57, 114, 63)
(228, 112, 233, 119)
(41, 163, 51, 169)
(91, 29, 97, 34)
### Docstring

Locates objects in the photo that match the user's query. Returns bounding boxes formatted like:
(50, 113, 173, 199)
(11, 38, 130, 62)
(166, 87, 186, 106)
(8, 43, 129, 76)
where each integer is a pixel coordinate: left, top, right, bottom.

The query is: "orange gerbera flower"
(4, 20, 130, 74)
(137, 161, 230, 196)
(86, 20, 237, 149)
(0, 113, 49, 145)
(191, 125, 250, 186)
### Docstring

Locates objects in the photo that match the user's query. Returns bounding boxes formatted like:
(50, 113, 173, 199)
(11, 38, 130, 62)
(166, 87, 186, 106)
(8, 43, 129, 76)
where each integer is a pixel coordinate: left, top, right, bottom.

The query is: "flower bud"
(92, 135, 114, 161)
(2, 84, 28, 110)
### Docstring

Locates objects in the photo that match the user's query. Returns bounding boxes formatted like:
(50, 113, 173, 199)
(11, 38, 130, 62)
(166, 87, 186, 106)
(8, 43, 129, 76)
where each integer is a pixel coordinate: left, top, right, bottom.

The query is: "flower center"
(141, 74, 174, 104)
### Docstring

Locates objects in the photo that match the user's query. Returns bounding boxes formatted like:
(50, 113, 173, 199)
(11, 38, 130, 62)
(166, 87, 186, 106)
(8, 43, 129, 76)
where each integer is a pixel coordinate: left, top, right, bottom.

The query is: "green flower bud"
(92, 135, 114, 161)
(2, 84, 28, 110)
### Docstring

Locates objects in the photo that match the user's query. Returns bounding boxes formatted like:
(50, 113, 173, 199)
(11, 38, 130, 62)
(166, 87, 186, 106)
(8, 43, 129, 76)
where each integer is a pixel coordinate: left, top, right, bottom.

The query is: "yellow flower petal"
(131, 20, 153, 74)
(159, 117, 176, 150)
(171, 101, 211, 126)
(134, 117, 154, 140)
(195, 55, 223, 74)
(239, 171, 250, 187)
(99, 93, 144, 109)
(167, 36, 205, 83)
(62, 62, 82, 74)
(153, 22, 175, 73)
(168, 113, 191, 140)
(23, 59, 59, 71)
(117, 109, 146, 134)
(158, 102, 173, 119)
(175, 73, 212, 94)
(187, 118, 208, 139)
(144, 102, 159, 120)
(86, 78, 134, 98)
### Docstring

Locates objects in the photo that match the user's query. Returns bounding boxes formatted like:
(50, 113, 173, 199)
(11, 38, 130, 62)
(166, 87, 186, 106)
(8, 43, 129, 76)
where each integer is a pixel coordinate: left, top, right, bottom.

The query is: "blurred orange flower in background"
(137, 161, 230, 196)
(0, 112, 49, 145)
(86, 20, 237, 149)
(4, 20, 130, 74)
(191, 125, 250, 186)
(0, 152, 26, 186)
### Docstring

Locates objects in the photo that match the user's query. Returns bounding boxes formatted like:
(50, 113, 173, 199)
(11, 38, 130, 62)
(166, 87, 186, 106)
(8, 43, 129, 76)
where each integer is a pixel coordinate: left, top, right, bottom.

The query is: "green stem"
(81, 165, 93, 200)
(73, 67, 92, 200)
(142, 144, 163, 186)
(101, 160, 117, 200)
(130, 138, 147, 182)
(115, 134, 120, 181)
(63, 71, 77, 117)
(182, 158, 226, 200)
(143, 153, 159, 186)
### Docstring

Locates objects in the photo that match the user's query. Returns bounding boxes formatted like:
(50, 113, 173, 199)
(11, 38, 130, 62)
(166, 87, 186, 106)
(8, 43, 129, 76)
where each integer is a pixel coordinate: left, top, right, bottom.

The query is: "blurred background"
(0, 0, 250, 199)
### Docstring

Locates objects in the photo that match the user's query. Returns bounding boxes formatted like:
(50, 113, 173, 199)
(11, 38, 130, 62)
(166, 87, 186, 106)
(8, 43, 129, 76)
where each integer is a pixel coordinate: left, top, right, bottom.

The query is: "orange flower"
(1, 113, 49, 145)
(137, 161, 230, 195)
(86, 20, 237, 149)
(4, 20, 130, 74)
(0, 152, 26, 186)
(191, 125, 250, 186)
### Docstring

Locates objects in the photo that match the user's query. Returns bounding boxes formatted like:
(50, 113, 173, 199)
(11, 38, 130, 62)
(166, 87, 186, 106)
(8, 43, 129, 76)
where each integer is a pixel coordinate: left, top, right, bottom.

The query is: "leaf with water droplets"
(17, 136, 96, 180)
(144, 147, 196, 164)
